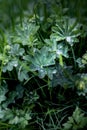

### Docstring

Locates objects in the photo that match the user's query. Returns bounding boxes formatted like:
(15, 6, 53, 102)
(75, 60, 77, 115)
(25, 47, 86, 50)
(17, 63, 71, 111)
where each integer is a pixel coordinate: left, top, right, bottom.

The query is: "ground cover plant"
(0, 0, 87, 130)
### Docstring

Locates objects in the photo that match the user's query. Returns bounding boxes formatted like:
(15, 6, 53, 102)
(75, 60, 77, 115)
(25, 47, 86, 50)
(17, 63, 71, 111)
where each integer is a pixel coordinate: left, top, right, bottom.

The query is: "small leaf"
(9, 44, 25, 56)
(2, 59, 18, 72)
(18, 66, 29, 81)
(0, 108, 5, 119)
(0, 82, 8, 104)
(9, 116, 19, 124)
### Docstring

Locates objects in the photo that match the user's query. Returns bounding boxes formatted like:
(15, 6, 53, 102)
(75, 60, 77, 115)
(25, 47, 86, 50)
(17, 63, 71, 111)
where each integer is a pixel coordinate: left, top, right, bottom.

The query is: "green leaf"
(0, 108, 5, 119)
(23, 91, 39, 106)
(3, 109, 14, 121)
(29, 46, 56, 78)
(9, 116, 19, 124)
(75, 73, 87, 96)
(57, 42, 69, 58)
(76, 52, 87, 68)
(51, 18, 81, 45)
(9, 44, 25, 56)
(2, 59, 18, 72)
(30, 46, 55, 68)
(76, 58, 85, 68)
(45, 39, 69, 58)
(63, 107, 87, 130)
(3, 84, 24, 108)
(82, 52, 87, 65)
(3, 108, 31, 128)
(0, 82, 8, 104)
(19, 118, 28, 128)
(13, 22, 39, 46)
(18, 66, 29, 81)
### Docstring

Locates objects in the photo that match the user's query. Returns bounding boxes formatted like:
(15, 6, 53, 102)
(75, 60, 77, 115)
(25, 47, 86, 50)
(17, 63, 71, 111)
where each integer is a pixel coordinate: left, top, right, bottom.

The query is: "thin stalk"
(34, 77, 47, 98)
(71, 45, 76, 68)
(59, 54, 63, 67)
(17, 0, 23, 27)
(0, 32, 7, 85)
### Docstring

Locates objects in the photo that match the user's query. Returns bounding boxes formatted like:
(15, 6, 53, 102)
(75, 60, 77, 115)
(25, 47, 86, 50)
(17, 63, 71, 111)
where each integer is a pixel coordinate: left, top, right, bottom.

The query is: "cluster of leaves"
(62, 107, 87, 130)
(0, 81, 28, 129)
(0, 0, 87, 130)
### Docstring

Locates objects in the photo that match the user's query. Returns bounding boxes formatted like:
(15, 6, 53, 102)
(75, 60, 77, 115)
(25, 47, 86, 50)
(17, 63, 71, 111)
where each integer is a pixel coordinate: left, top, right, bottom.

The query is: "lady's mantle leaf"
(51, 18, 81, 46)
(13, 22, 39, 46)
(30, 46, 55, 69)
(9, 44, 25, 56)
(28, 46, 56, 78)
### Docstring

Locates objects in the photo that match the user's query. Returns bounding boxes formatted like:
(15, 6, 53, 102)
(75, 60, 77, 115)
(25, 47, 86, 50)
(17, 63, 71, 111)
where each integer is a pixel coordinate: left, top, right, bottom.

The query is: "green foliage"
(13, 22, 39, 46)
(52, 65, 74, 89)
(0, 81, 8, 104)
(75, 73, 87, 96)
(77, 52, 87, 68)
(45, 39, 69, 58)
(82, 52, 87, 65)
(0, 0, 87, 130)
(28, 46, 56, 78)
(62, 107, 87, 130)
(9, 44, 25, 56)
(3, 109, 31, 128)
(0, 81, 39, 129)
(50, 18, 81, 46)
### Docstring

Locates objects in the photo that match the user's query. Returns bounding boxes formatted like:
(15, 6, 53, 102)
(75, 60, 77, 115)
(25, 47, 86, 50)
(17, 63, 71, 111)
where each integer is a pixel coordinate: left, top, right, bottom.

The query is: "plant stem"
(71, 45, 76, 68)
(59, 54, 63, 67)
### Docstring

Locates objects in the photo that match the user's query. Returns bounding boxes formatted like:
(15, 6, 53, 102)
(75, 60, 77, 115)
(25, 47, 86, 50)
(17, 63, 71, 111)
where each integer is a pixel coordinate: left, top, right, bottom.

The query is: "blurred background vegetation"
(0, 0, 87, 29)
